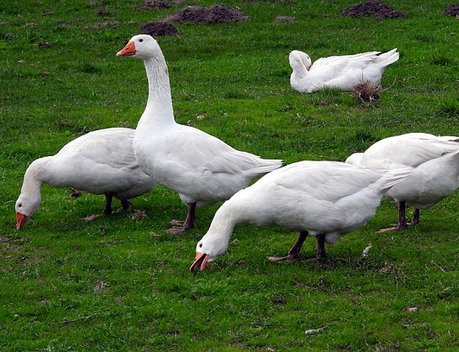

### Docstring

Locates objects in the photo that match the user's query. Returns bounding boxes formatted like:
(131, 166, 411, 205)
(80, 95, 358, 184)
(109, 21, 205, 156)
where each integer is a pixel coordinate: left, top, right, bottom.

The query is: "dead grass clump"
(342, 0, 405, 19)
(353, 81, 381, 102)
(165, 5, 248, 24)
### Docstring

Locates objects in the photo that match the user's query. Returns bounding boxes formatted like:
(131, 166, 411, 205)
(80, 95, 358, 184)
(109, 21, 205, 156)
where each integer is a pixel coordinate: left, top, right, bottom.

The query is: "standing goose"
(190, 161, 412, 271)
(15, 128, 156, 229)
(117, 34, 282, 234)
(289, 49, 399, 93)
(346, 133, 459, 230)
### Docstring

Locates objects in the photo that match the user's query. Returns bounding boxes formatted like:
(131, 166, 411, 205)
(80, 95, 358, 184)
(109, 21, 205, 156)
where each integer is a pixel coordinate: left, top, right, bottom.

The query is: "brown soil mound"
(140, 0, 171, 10)
(165, 5, 248, 24)
(342, 0, 405, 19)
(444, 4, 459, 16)
(140, 21, 178, 36)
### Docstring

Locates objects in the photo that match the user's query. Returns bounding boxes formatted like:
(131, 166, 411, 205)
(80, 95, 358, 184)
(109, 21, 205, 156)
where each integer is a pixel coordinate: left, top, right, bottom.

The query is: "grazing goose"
(15, 128, 156, 229)
(346, 133, 459, 230)
(117, 34, 282, 234)
(190, 161, 411, 271)
(289, 49, 399, 93)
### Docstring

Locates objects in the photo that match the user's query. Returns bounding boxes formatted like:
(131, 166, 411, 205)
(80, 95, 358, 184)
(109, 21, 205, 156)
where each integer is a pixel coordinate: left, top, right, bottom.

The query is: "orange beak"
(190, 252, 209, 272)
(116, 41, 136, 57)
(16, 212, 28, 230)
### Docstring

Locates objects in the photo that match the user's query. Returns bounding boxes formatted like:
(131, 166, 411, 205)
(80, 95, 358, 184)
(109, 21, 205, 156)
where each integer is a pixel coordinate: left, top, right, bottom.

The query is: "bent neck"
(204, 201, 242, 250)
(20, 157, 51, 201)
(137, 56, 175, 130)
(292, 63, 308, 79)
(204, 198, 253, 255)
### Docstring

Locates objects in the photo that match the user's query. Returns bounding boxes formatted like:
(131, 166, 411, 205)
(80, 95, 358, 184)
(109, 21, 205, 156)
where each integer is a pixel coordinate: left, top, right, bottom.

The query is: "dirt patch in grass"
(444, 4, 459, 17)
(86, 20, 120, 29)
(140, 21, 178, 36)
(140, 0, 171, 10)
(38, 42, 52, 49)
(96, 8, 111, 17)
(93, 280, 110, 293)
(274, 15, 295, 23)
(342, 0, 405, 18)
(0, 235, 30, 245)
(271, 297, 287, 305)
(165, 5, 248, 24)
(130, 209, 148, 220)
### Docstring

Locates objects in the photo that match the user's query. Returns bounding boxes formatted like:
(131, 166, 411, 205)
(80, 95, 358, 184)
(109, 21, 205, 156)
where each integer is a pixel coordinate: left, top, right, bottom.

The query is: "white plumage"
(15, 128, 156, 229)
(346, 133, 459, 229)
(190, 161, 411, 271)
(289, 49, 399, 93)
(117, 34, 282, 233)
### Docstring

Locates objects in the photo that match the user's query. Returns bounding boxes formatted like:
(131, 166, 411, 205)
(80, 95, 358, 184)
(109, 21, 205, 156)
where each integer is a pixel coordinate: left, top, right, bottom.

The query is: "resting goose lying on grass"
(190, 161, 411, 271)
(117, 34, 282, 234)
(15, 128, 156, 229)
(289, 49, 399, 93)
(346, 133, 459, 230)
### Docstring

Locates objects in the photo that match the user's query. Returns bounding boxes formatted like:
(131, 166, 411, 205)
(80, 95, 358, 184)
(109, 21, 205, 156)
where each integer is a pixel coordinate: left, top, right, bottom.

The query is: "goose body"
(289, 49, 399, 93)
(15, 128, 156, 229)
(117, 35, 282, 233)
(190, 161, 411, 271)
(346, 133, 459, 229)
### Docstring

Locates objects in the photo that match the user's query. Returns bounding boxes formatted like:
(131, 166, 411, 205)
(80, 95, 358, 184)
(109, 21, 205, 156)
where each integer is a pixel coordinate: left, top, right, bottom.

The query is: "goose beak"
(190, 252, 209, 272)
(116, 41, 136, 57)
(16, 212, 28, 230)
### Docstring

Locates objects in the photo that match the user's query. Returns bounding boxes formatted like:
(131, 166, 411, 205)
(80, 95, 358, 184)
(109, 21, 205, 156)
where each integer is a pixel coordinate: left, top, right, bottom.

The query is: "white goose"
(190, 161, 412, 271)
(346, 133, 459, 230)
(117, 34, 282, 234)
(15, 128, 156, 229)
(289, 49, 399, 93)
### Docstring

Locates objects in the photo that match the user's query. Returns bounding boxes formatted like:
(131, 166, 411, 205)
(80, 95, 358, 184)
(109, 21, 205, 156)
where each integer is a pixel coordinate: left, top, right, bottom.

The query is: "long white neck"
(137, 56, 175, 131)
(20, 157, 52, 202)
(292, 62, 308, 80)
(203, 199, 250, 255)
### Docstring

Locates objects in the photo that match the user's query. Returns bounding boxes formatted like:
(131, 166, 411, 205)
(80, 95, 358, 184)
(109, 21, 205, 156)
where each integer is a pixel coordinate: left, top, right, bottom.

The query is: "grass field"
(1, 0, 458, 350)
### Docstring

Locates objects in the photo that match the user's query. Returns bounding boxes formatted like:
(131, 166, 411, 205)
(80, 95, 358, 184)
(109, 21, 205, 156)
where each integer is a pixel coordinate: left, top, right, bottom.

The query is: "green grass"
(1, 0, 458, 350)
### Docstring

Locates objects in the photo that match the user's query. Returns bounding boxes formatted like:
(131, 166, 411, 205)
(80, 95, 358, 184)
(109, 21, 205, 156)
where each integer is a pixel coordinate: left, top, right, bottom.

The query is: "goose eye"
(199, 243, 203, 248)
(139, 39, 143, 43)
(18, 203, 22, 207)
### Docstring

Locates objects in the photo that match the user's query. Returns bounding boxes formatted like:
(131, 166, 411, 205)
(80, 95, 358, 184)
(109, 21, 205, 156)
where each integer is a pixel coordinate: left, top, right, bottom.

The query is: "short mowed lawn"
(1, 0, 458, 351)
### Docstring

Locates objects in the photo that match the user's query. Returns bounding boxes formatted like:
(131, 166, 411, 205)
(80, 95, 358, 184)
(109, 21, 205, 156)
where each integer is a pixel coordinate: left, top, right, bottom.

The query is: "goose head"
(190, 231, 230, 272)
(15, 194, 40, 230)
(289, 50, 312, 71)
(116, 34, 162, 60)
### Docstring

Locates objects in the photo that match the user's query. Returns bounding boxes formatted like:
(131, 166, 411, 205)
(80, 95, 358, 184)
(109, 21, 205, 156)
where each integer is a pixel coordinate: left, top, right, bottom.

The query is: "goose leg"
(316, 233, 326, 261)
(115, 195, 132, 211)
(411, 208, 420, 225)
(397, 201, 409, 230)
(378, 200, 409, 232)
(167, 202, 196, 234)
(267, 231, 308, 262)
(103, 192, 114, 215)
